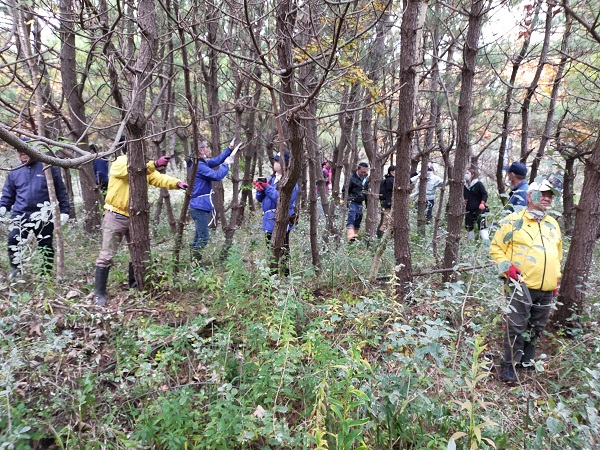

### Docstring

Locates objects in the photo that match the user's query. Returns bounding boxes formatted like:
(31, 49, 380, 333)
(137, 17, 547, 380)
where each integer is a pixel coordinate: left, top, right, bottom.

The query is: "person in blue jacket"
(90, 144, 109, 195)
(254, 150, 299, 275)
(188, 138, 240, 265)
(0, 146, 70, 279)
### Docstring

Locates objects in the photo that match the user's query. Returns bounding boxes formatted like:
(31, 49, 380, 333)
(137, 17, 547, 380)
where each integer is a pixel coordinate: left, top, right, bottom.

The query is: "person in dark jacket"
(188, 138, 240, 265)
(463, 166, 489, 241)
(254, 150, 299, 275)
(0, 147, 70, 279)
(345, 162, 369, 242)
(377, 165, 395, 238)
(504, 161, 528, 212)
(90, 144, 109, 195)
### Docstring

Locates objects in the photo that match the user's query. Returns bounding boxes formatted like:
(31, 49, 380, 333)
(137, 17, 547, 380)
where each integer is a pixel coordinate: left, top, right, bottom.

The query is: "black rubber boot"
(128, 262, 138, 289)
(191, 248, 202, 267)
(94, 266, 110, 306)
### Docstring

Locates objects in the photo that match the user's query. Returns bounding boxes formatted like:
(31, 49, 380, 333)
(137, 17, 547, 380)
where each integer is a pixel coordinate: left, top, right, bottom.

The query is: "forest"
(0, 0, 599, 448)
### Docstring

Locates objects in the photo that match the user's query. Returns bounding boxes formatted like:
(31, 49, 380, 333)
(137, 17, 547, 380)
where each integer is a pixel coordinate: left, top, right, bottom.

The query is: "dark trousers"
(8, 214, 55, 271)
(426, 200, 434, 222)
(465, 209, 487, 232)
(503, 283, 553, 365)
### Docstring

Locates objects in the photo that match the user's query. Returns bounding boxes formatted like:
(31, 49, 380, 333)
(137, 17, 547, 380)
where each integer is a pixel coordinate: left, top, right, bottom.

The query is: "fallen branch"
(376, 262, 495, 281)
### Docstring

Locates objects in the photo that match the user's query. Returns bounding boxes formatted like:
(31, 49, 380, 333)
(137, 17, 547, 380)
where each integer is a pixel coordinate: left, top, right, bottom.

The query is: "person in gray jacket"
(411, 164, 443, 223)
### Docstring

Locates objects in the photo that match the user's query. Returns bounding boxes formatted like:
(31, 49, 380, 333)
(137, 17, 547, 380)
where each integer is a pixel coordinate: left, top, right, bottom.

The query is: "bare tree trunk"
(127, 0, 157, 289)
(442, 0, 486, 283)
(329, 84, 360, 239)
(554, 133, 600, 327)
(239, 70, 262, 222)
(394, 0, 427, 298)
(201, 0, 225, 227)
(173, 0, 199, 267)
(496, 1, 540, 201)
(271, 0, 303, 268)
(530, 13, 571, 181)
(59, 0, 102, 233)
(301, 61, 321, 268)
(520, 0, 553, 161)
(361, 10, 391, 238)
(562, 155, 576, 235)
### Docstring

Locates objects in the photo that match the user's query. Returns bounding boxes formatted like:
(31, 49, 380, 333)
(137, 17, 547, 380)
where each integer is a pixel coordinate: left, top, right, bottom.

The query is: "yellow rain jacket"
(104, 155, 181, 217)
(490, 208, 562, 291)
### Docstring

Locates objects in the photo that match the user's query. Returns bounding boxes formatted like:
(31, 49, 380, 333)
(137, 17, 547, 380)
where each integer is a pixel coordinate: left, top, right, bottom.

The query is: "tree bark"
(529, 11, 571, 181)
(496, 1, 540, 201)
(59, 0, 102, 233)
(442, 0, 486, 283)
(553, 133, 600, 327)
(520, 0, 553, 161)
(393, 0, 427, 298)
(127, 0, 158, 289)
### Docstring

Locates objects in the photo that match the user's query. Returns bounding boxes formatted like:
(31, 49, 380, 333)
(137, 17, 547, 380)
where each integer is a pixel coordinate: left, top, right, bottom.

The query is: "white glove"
(60, 213, 70, 226)
(0, 206, 6, 218)
(224, 156, 234, 166)
(230, 142, 242, 159)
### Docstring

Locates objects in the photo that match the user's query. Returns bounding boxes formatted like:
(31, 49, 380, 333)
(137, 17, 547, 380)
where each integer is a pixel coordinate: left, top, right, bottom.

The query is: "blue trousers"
(346, 202, 363, 229)
(190, 208, 210, 249)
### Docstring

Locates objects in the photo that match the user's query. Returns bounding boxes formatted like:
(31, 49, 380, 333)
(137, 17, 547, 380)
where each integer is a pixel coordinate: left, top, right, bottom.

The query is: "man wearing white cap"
(490, 179, 563, 383)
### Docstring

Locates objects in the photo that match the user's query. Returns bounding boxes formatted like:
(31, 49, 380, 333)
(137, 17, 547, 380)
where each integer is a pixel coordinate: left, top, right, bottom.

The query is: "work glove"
(60, 213, 70, 226)
(504, 264, 521, 281)
(479, 201, 486, 210)
(253, 181, 267, 191)
(224, 142, 243, 166)
(155, 156, 170, 168)
(0, 206, 6, 218)
(553, 281, 560, 297)
(177, 182, 188, 190)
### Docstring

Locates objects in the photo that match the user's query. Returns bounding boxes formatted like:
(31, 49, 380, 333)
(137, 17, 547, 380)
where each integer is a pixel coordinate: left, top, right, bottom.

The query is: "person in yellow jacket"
(490, 179, 562, 383)
(94, 138, 187, 306)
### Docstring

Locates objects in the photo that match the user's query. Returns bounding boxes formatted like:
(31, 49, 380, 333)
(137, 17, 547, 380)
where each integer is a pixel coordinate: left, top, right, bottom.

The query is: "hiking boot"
(94, 266, 110, 306)
(191, 248, 202, 267)
(500, 363, 517, 383)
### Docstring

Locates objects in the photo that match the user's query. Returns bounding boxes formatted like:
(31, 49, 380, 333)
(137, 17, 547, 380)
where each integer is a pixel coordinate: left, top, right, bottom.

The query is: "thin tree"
(442, 0, 488, 283)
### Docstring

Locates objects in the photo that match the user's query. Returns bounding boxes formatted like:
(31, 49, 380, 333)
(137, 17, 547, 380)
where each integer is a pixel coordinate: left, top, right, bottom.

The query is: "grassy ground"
(0, 209, 599, 449)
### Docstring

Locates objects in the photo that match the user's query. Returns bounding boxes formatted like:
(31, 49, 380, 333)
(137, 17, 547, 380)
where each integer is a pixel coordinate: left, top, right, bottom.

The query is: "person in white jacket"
(411, 164, 443, 223)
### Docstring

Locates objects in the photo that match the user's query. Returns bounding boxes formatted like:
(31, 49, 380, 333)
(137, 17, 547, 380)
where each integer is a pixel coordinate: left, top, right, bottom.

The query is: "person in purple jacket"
(0, 147, 70, 279)
(188, 138, 241, 265)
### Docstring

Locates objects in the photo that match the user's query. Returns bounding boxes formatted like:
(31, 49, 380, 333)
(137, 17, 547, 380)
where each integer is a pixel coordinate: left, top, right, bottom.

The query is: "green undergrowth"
(1, 223, 599, 449)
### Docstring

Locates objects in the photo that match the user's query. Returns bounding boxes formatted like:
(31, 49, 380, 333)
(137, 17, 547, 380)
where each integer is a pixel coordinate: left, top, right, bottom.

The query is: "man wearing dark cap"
(504, 162, 529, 210)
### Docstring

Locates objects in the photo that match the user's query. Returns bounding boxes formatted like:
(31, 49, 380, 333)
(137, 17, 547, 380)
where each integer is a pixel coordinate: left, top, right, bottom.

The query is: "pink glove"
(505, 264, 521, 281)
(155, 156, 170, 168)
(479, 201, 486, 210)
(553, 282, 560, 297)
(177, 182, 188, 190)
